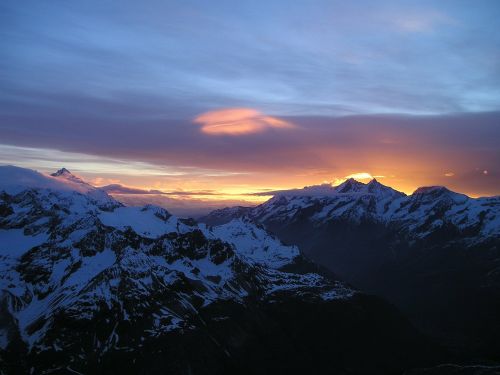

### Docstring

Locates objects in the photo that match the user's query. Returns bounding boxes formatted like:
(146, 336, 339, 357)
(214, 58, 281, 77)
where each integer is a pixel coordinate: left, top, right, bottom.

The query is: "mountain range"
(0, 166, 453, 374)
(201, 177, 500, 361)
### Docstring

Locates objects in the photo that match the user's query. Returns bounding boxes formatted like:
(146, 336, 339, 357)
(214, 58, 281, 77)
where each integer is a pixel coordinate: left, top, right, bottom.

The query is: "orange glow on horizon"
(96, 172, 409, 206)
(78, 161, 492, 204)
(105, 174, 488, 201)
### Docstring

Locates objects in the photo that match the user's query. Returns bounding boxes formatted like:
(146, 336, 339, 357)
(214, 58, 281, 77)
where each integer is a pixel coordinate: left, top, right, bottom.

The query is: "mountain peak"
(263, 178, 406, 199)
(334, 178, 366, 193)
(51, 168, 85, 184)
(413, 186, 450, 195)
(51, 168, 73, 177)
(0, 165, 88, 196)
(52, 167, 71, 175)
(412, 186, 469, 204)
(366, 178, 405, 196)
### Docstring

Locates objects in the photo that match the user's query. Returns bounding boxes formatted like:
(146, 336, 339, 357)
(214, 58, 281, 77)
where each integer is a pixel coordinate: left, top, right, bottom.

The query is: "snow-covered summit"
(0, 165, 113, 204)
(0, 165, 352, 358)
(202, 178, 500, 241)
(365, 178, 405, 197)
(267, 183, 337, 198)
(0, 165, 75, 195)
(409, 185, 469, 206)
(264, 178, 405, 200)
(204, 218, 300, 268)
(413, 185, 449, 195)
(51, 167, 71, 177)
(51, 167, 86, 184)
(334, 178, 366, 193)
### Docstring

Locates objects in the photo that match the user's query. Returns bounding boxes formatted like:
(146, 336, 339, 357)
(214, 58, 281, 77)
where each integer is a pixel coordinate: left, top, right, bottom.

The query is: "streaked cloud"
(2, 0, 500, 118)
(0, 144, 188, 177)
(0, 144, 246, 183)
(111, 194, 259, 218)
(1, 111, 499, 198)
(0, 1, 499, 204)
(194, 108, 294, 135)
(391, 9, 452, 33)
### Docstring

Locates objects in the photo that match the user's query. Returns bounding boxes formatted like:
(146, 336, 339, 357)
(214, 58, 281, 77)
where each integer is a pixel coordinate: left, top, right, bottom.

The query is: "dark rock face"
(1, 296, 444, 375)
(265, 219, 500, 360)
(405, 364, 500, 375)
(0, 168, 444, 374)
(200, 181, 500, 362)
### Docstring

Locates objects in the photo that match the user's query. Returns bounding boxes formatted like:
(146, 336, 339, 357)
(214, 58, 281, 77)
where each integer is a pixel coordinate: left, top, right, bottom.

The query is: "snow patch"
(0, 229, 49, 258)
(99, 206, 179, 238)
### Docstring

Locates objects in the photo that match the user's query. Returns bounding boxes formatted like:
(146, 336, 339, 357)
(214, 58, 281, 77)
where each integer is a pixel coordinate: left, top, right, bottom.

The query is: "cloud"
(392, 10, 452, 33)
(1, 112, 499, 197)
(345, 172, 380, 180)
(100, 183, 224, 196)
(100, 184, 163, 195)
(90, 177, 121, 185)
(193, 108, 295, 135)
(444, 172, 454, 177)
(112, 194, 258, 218)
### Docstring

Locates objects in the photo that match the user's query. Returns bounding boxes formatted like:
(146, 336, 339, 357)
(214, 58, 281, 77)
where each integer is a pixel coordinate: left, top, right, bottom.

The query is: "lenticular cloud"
(194, 108, 294, 135)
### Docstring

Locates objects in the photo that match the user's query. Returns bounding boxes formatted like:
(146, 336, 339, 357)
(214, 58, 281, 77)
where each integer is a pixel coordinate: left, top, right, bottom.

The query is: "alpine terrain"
(0, 166, 443, 374)
(202, 178, 500, 363)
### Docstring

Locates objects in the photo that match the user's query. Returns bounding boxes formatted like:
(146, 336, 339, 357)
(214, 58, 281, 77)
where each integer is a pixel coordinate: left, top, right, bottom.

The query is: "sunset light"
(194, 108, 294, 135)
(1, 1, 499, 373)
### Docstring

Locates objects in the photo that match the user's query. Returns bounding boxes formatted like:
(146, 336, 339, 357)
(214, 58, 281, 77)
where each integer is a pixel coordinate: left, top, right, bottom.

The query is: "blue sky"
(0, 0, 499, 198)
(2, 0, 500, 116)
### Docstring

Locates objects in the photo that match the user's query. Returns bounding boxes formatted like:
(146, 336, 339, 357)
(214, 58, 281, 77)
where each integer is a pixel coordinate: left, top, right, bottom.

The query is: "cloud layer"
(1, 0, 500, 118)
(0, 0, 499, 199)
(194, 108, 294, 135)
(1, 111, 498, 197)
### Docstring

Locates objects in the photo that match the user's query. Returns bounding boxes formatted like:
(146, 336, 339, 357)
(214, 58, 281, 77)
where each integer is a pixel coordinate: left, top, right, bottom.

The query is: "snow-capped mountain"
(203, 178, 499, 242)
(201, 179, 500, 360)
(0, 166, 438, 374)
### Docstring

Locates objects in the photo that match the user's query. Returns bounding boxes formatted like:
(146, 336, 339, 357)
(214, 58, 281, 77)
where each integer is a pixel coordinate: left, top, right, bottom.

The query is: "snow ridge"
(203, 179, 500, 241)
(0, 166, 352, 352)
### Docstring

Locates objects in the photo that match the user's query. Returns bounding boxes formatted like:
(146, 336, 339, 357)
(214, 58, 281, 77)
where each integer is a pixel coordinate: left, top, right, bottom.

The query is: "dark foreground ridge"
(0, 166, 449, 374)
(201, 178, 500, 366)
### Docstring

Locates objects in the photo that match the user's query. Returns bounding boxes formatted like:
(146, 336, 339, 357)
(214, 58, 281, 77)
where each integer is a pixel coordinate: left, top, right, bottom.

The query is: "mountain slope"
(0, 167, 441, 374)
(201, 179, 500, 359)
(206, 178, 498, 241)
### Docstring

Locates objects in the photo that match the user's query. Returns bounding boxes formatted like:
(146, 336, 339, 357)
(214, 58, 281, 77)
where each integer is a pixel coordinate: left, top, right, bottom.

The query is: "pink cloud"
(194, 108, 295, 135)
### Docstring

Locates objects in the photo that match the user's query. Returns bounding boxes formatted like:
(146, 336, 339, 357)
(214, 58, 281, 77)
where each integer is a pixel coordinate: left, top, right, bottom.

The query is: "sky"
(1, 0, 499, 212)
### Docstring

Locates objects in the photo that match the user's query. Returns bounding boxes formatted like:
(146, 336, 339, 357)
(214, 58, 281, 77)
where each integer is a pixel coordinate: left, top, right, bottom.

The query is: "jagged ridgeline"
(201, 178, 500, 363)
(0, 166, 443, 374)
